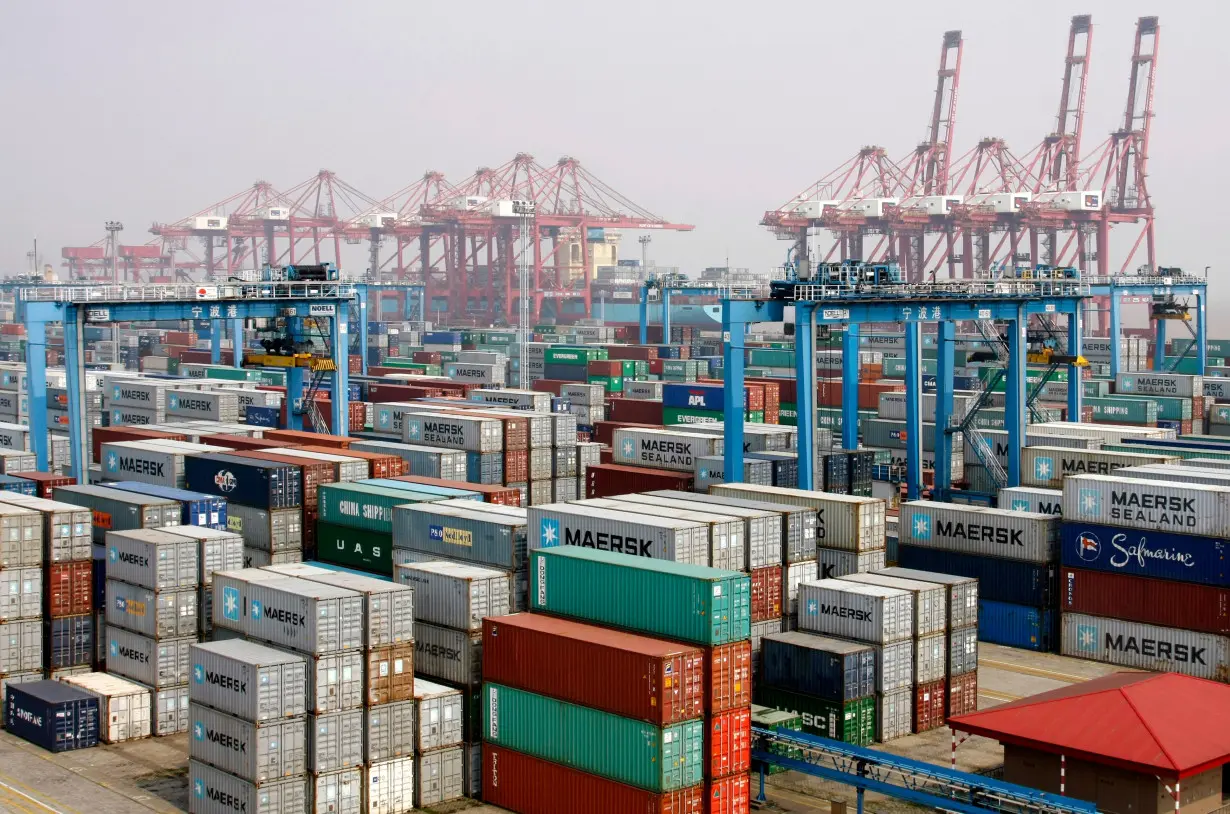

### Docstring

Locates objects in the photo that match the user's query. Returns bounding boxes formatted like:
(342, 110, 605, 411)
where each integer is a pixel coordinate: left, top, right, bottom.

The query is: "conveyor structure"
(638, 274, 762, 344)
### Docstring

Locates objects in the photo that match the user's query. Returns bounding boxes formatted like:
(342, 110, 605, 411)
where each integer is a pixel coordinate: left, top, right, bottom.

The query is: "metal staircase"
(294, 320, 336, 434)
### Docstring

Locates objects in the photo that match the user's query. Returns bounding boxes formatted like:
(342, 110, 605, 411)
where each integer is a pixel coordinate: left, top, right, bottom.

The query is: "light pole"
(105, 221, 124, 283)
(514, 200, 537, 387)
(639, 234, 652, 270)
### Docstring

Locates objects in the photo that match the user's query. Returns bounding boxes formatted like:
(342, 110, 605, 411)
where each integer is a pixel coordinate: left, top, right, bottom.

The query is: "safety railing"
(18, 282, 356, 303)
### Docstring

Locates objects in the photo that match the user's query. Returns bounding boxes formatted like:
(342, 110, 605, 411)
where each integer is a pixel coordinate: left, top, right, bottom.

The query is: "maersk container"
(267, 448, 368, 483)
(413, 620, 481, 688)
(782, 561, 816, 621)
(710, 483, 885, 553)
(414, 744, 465, 808)
(483, 681, 704, 793)
(100, 441, 225, 489)
(469, 388, 552, 411)
(1022, 446, 1179, 488)
(0, 504, 43, 568)
(392, 503, 528, 571)
(652, 491, 816, 565)
(642, 490, 786, 569)
(760, 631, 876, 702)
(167, 389, 240, 422)
(107, 481, 227, 529)
(0, 567, 39, 621)
(1113, 464, 1230, 488)
(413, 678, 464, 752)
(964, 430, 1103, 466)
(875, 566, 980, 629)
(105, 627, 193, 688)
(365, 700, 417, 762)
(188, 759, 309, 814)
(1061, 613, 1229, 680)
(348, 440, 466, 481)
(401, 412, 503, 453)
(899, 501, 1058, 564)
(1116, 372, 1202, 398)
(817, 547, 886, 581)
(189, 702, 308, 782)
(797, 579, 914, 644)
(611, 427, 723, 473)
(106, 579, 197, 638)
(692, 455, 773, 491)
(264, 566, 414, 648)
(217, 574, 365, 655)
(876, 687, 913, 742)
(530, 545, 751, 646)
(1030, 421, 1174, 444)
(1061, 567, 1230, 635)
(753, 684, 876, 746)
(0, 493, 91, 563)
(298, 649, 364, 715)
(998, 486, 1063, 516)
(307, 709, 364, 773)
(360, 477, 482, 503)
(526, 502, 712, 564)
(227, 504, 302, 553)
(979, 600, 1056, 651)
(898, 543, 1056, 606)
(837, 572, 948, 637)
(5, 680, 100, 753)
(584, 495, 747, 571)
(1061, 473, 1230, 537)
(105, 527, 199, 590)
(45, 614, 90, 670)
(190, 640, 308, 722)
(0, 619, 41, 673)
(1059, 521, 1228, 586)
(394, 561, 510, 632)
(161, 525, 244, 586)
(184, 453, 303, 511)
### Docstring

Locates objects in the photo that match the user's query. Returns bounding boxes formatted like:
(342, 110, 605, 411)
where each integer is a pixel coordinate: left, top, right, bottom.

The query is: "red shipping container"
(705, 641, 752, 714)
(705, 707, 751, 780)
(599, 447, 614, 465)
(199, 434, 294, 452)
(91, 427, 187, 464)
(706, 774, 750, 814)
(348, 355, 362, 375)
(482, 614, 705, 726)
(607, 345, 658, 361)
(587, 464, 694, 499)
(387, 475, 521, 507)
(262, 429, 352, 450)
(914, 678, 947, 733)
(744, 384, 765, 413)
(483, 744, 704, 814)
(401, 376, 480, 397)
(412, 351, 442, 364)
(45, 561, 92, 618)
(946, 671, 978, 718)
(749, 377, 795, 404)
(607, 398, 665, 425)
(164, 331, 196, 346)
(648, 359, 665, 375)
(225, 450, 336, 510)
(295, 445, 405, 479)
(531, 379, 567, 396)
(13, 472, 75, 499)
(368, 383, 446, 402)
(594, 421, 660, 447)
(1061, 567, 1230, 635)
(588, 360, 624, 377)
(303, 507, 318, 556)
(504, 449, 529, 483)
(750, 566, 783, 622)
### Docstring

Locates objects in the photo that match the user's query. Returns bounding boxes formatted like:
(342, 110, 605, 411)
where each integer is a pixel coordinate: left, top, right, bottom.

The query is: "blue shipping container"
(978, 600, 1056, 652)
(550, 397, 571, 414)
(245, 405, 280, 428)
(661, 383, 739, 412)
(5, 681, 100, 752)
(46, 614, 94, 669)
(1060, 522, 1229, 587)
(106, 481, 227, 530)
(0, 474, 37, 496)
(423, 331, 462, 345)
(183, 453, 302, 510)
(761, 633, 876, 702)
(898, 543, 1057, 606)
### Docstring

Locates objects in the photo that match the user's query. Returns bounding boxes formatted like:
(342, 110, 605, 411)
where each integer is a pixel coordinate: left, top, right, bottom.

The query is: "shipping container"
(412, 678, 463, 752)
(104, 527, 199, 590)
(1021, 446, 1179, 488)
(897, 544, 1056, 606)
(394, 561, 509, 632)
(0, 566, 40, 621)
(160, 525, 244, 586)
(4, 680, 100, 752)
(705, 707, 751, 780)
(414, 744, 465, 808)
(815, 548, 885, 581)
(760, 631, 875, 702)
(45, 561, 92, 618)
(1116, 372, 1203, 398)
(530, 546, 751, 646)
(105, 627, 193, 689)
(864, 639, 915, 694)
(586, 463, 695, 498)
(913, 678, 946, 733)
(189, 640, 308, 722)
(184, 453, 302, 510)
(292, 649, 364, 715)
(1061, 474, 1230, 537)
(318, 482, 428, 535)
(306, 708, 364, 773)
(836, 572, 948, 637)
(189, 701, 307, 782)
(348, 440, 466, 481)
(998, 486, 1063, 516)
(704, 640, 752, 714)
(380, 474, 517, 505)
(211, 573, 364, 655)
(188, 759, 308, 814)
(578, 497, 745, 571)
(267, 565, 414, 648)
(106, 481, 227, 529)
(412, 620, 480, 688)
(1058, 521, 1227, 586)
(899, 501, 1058, 564)
(710, 484, 886, 553)
(979, 600, 1056, 651)
(751, 566, 783, 622)
(753, 684, 876, 746)
(364, 757, 415, 813)
(242, 547, 303, 569)
(0, 493, 91, 563)
(1061, 567, 1229, 635)
(947, 670, 978, 717)
(227, 504, 302, 553)
(362, 643, 415, 706)
(610, 428, 723, 473)
(392, 503, 527, 572)
(0, 619, 41, 673)
(876, 687, 913, 742)
(647, 490, 807, 567)
(44, 614, 90, 670)
(365, 700, 416, 762)
(797, 579, 913, 644)
(1060, 612, 1229, 680)
(947, 624, 979, 676)
(105, 579, 196, 638)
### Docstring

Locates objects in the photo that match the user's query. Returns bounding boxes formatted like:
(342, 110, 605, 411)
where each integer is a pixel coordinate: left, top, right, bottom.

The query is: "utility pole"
(639, 235, 652, 270)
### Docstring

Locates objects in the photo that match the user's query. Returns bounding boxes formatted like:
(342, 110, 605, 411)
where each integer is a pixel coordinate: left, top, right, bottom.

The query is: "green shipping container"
(1146, 395, 1193, 421)
(1084, 379, 1112, 397)
(754, 686, 877, 747)
(546, 347, 608, 366)
(318, 482, 440, 534)
(1088, 397, 1158, 425)
(1171, 338, 1230, 358)
(483, 682, 704, 792)
(663, 407, 723, 426)
(1163, 356, 1220, 375)
(529, 546, 751, 646)
(779, 403, 797, 426)
(588, 375, 624, 393)
(315, 521, 393, 576)
(882, 358, 938, 378)
(747, 349, 795, 368)
(752, 705, 803, 773)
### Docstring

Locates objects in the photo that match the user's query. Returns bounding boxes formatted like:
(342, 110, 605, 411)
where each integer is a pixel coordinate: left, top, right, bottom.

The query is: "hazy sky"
(3, 1, 1227, 302)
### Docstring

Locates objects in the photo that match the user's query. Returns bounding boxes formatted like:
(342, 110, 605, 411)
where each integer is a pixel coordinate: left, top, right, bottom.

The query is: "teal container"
(1083, 379, 1112, 397)
(529, 546, 751, 646)
(882, 357, 937, 378)
(1102, 444, 1230, 462)
(1088, 396, 1158, 425)
(546, 347, 608, 365)
(1163, 356, 1219, 375)
(747, 348, 795, 368)
(318, 482, 441, 534)
(482, 682, 704, 792)
(1145, 395, 1193, 421)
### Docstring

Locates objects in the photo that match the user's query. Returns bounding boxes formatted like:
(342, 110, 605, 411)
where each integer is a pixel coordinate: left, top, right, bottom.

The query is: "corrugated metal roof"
(949, 672, 1230, 779)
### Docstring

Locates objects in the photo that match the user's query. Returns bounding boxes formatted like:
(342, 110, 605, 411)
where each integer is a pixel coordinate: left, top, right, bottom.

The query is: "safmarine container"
(105, 528, 200, 590)
(0, 619, 42, 673)
(365, 700, 416, 762)
(184, 453, 302, 510)
(483, 682, 704, 793)
(760, 631, 875, 702)
(227, 504, 302, 553)
(530, 545, 751, 646)
(796, 579, 914, 644)
(526, 503, 709, 565)
(876, 566, 980, 629)
(1059, 522, 1228, 586)
(711, 483, 886, 553)
(5, 680, 100, 752)
(643, 490, 785, 569)
(753, 684, 876, 746)
(412, 678, 463, 752)
(1061, 567, 1230, 635)
(265, 566, 414, 648)
(654, 490, 817, 564)
(188, 759, 309, 814)
(1021, 446, 1178, 488)
(611, 427, 723, 472)
(0, 567, 39, 620)
(1061, 474, 1230, 537)
(58, 672, 151, 743)
(837, 572, 948, 637)
(0, 493, 92, 563)
(898, 544, 1056, 606)
(817, 548, 886, 581)
(979, 600, 1056, 651)
(998, 486, 1063, 515)
(584, 496, 747, 571)
(107, 481, 227, 529)
(899, 501, 1058, 564)
(306, 708, 364, 772)
(482, 613, 706, 726)
(105, 579, 197, 638)
(394, 561, 510, 632)
(348, 440, 467, 481)
(401, 412, 503, 453)
(190, 640, 308, 722)
(161, 525, 244, 586)
(1060, 613, 1229, 679)
(413, 620, 480, 688)
(220, 574, 364, 655)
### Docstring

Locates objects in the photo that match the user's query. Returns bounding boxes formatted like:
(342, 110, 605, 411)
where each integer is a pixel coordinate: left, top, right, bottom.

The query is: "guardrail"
(18, 282, 356, 303)
(788, 280, 1091, 301)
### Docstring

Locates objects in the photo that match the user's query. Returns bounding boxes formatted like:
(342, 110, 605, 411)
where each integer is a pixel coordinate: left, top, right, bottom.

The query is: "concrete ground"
(0, 644, 1129, 814)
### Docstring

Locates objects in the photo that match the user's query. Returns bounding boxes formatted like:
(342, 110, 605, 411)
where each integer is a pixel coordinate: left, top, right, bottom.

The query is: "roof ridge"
(1118, 683, 1179, 773)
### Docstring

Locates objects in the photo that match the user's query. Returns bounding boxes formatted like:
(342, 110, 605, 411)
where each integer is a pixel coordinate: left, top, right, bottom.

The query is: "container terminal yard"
(2, 9, 1230, 814)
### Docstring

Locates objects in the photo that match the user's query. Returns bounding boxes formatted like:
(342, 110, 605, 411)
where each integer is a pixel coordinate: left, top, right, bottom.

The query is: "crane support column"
(1068, 306, 1083, 420)
(721, 300, 746, 483)
(795, 304, 817, 490)
(934, 321, 955, 498)
(24, 319, 48, 471)
(639, 285, 649, 345)
(841, 325, 860, 450)
(1006, 308, 1027, 487)
(1196, 291, 1208, 374)
(63, 307, 87, 484)
(357, 286, 370, 376)
(330, 314, 350, 436)
(662, 289, 672, 342)
(211, 320, 222, 365)
(286, 366, 305, 432)
(231, 318, 243, 369)
(1109, 294, 1122, 383)
(1153, 318, 1166, 372)
(904, 322, 923, 500)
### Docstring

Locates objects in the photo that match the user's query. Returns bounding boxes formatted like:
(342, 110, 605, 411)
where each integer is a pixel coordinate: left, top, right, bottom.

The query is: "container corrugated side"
(610, 428, 723, 472)
(899, 501, 1059, 564)
(875, 566, 980, 629)
(56, 672, 151, 743)
(710, 484, 885, 553)
(105, 579, 197, 639)
(1022, 446, 1179, 488)
(1061, 474, 1230, 538)
(221, 574, 365, 655)
(817, 548, 886, 581)
(188, 759, 308, 814)
(752, 685, 876, 746)
(1061, 567, 1230, 635)
(226, 504, 302, 553)
(270, 567, 415, 648)
(836, 572, 948, 637)
(0, 620, 42, 673)
(104, 528, 199, 590)
(1058, 521, 1228, 586)
(642, 490, 784, 569)
(582, 496, 747, 571)
(365, 700, 416, 763)
(526, 503, 710, 566)
(413, 620, 481, 688)
(998, 486, 1064, 515)
(105, 627, 193, 688)
(392, 503, 527, 571)
(1114, 464, 1230, 488)
(980, 600, 1057, 652)
(1060, 612, 1229, 680)
(393, 561, 510, 632)
(189, 702, 307, 783)
(796, 579, 914, 644)
(163, 525, 244, 586)
(530, 545, 751, 647)
(413, 744, 465, 808)
(189, 639, 308, 722)
(760, 631, 876, 702)
(482, 682, 704, 793)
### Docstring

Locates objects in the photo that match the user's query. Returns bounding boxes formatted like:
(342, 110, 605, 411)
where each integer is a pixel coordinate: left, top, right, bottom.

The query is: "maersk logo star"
(540, 518, 560, 547)
(221, 586, 241, 622)
(1011, 499, 1029, 511)
(406, 421, 421, 439)
(1078, 488, 1100, 515)
(250, 600, 263, 620)
(193, 665, 204, 683)
(193, 722, 204, 740)
(911, 513, 931, 540)
(193, 780, 204, 799)
(1121, 378, 1133, 391)
(169, 395, 178, 409)
(110, 640, 118, 657)
(108, 546, 118, 562)
(622, 439, 634, 457)
(806, 599, 818, 615)
(1033, 457, 1053, 480)
(1076, 624, 1098, 651)
(379, 411, 390, 427)
(106, 452, 118, 471)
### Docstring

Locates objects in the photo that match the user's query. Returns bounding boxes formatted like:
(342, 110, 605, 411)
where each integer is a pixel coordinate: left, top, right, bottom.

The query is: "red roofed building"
(949, 672, 1230, 814)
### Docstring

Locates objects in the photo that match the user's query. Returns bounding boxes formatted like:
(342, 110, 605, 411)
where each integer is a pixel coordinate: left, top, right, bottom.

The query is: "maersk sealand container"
(529, 545, 751, 646)
(1061, 473, 1230, 538)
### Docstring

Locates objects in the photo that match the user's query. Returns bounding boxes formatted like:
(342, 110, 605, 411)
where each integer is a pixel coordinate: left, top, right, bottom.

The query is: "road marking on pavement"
(0, 779, 68, 814)
(978, 658, 1087, 684)
(978, 687, 1022, 702)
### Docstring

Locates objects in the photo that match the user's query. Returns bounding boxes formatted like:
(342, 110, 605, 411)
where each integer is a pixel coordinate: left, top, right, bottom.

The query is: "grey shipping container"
(552, 446, 578, 479)
(104, 528, 200, 590)
(782, 561, 817, 621)
(0, 567, 40, 621)
(365, 700, 417, 762)
(213, 573, 364, 655)
(817, 548, 886, 581)
(837, 572, 948, 637)
(611, 428, 723, 472)
(262, 565, 414, 649)
(710, 484, 886, 554)
(525, 503, 709, 566)
(553, 477, 578, 503)
(877, 687, 913, 742)
(898, 501, 1059, 564)
(413, 620, 481, 689)
(189, 702, 307, 783)
(914, 633, 947, 684)
(394, 561, 510, 632)
(308, 709, 364, 773)
(415, 745, 465, 808)
(348, 440, 466, 482)
(164, 525, 245, 586)
(529, 479, 552, 506)
(413, 678, 463, 752)
(650, 491, 816, 565)
(228, 504, 302, 553)
(964, 429, 1103, 466)
(0, 494, 92, 563)
(1060, 474, 1230, 538)
(1113, 464, 1230, 488)
(311, 767, 362, 814)
(53, 484, 181, 544)
(189, 640, 309, 722)
(189, 759, 309, 814)
(106, 626, 193, 688)
(949, 624, 979, 676)
(693, 455, 774, 492)
(167, 390, 240, 422)
(268, 448, 367, 483)
(105, 579, 197, 638)
(143, 681, 191, 736)
(0, 505, 42, 568)
(554, 415, 580, 447)
(402, 412, 503, 453)
(797, 579, 914, 644)
(584, 496, 747, 571)
(0, 619, 41, 673)
(294, 648, 365, 715)
(393, 503, 528, 572)
(875, 567, 980, 630)
(243, 548, 304, 569)
(998, 486, 1064, 516)
(529, 448, 553, 481)
(866, 639, 915, 694)
(1021, 446, 1179, 489)
(635, 490, 781, 570)
(1060, 613, 1230, 681)
(366, 757, 416, 813)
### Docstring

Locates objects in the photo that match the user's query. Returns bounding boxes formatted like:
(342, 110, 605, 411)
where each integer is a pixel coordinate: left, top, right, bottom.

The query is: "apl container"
(5, 680, 100, 752)
(899, 501, 1059, 564)
(307, 709, 364, 773)
(797, 579, 914, 644)
(394, 561, 510, 632)
(0, 493, 92, 563)
(58, 672, 151, 743)
(530, 545, 751, 647)
(412, 678, 464, 752)
(1022, 446, 1179, 488)
(105, 527, 200, 590)
(837, 572, 948, 637)
(710, 484, 886, 553)
(53, 484, 182, 544)
(760, 631, 876, 702)
(264, 564, 415, 648)
(213, 573, 364, 655)
(365, 700, 417, 762)
(188, 758, 309, 814)
(526, 503, 710, 565)
(105, 579, 197, 638)
(189, 640, 309, 722)
(1061, 612, 1229, 679)
(227, 504, 302, 553)
(1061, 474, 1230, 537)
(184, 453, 303, 510)
(107, 481, 227, 529)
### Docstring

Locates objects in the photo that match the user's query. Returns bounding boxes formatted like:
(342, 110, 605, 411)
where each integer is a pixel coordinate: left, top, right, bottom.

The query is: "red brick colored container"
(13, 472, 75, 499)
(1061, 567, 1230, 635)
(705, 774, 750, 814)
(292, 445, 406, 479)
(607, 345, 659, 362)
(46, 561, 92, 618)
(412, 351, 442, 364)
(387, 475, 521, 506)
(91, 427, 186, 464)
(914, 678, 947, 733)
(946, 671, 978, 718)
(750, 566, 783, 623)
(608, 398, 665, 425)
(586, 464, 694, 499)
(199, 434, 295, 452)
(705, 707, 751, 780)
(705, 641, 752, 714)
(504, 449, 529, 484)
(262, 429, 352, 449)
(367, 383, 446, 402)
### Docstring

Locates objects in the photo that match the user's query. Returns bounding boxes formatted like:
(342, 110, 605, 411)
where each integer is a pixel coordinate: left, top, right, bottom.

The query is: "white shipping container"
(1029, 421, 1175, 444)
(837, 572, 948, 637)
(401, 412, 503, 453)
(414, 744, 464, 808)
(559, 383, 605, 407)
(413, 678, 464, 752)
(213, 572, 365, 654)
(307, 709, 365, 773)
(876, 687, 914, 742)
(525, 504, 710, 566)
(1061, 474, 1230, 537)
(1116, 372, 1202, 398)
(262, 564, 415, 648)
(965, 430, 1103, 466)
(711, 483, 886, 553)
(1183, 458, 1230, 470)
(104, 527, 199, 590)
(243, 547, 304, 569)
(394, 561, 510, 632)
(105, 579, 197, 638)
(365, 700, 417, 763)
(623, 381, 663, 400)
(610, 428, 723, 473)
(638, 491, 783, 569)
(188, 702, 308, 783)
(444, 362, 506, 386)
(899, 501, 1059, 564)
(913, 633, 947, 684)
(796, 579, 914, 644)
(105, 626, 193, 689)
(585, 496, 746, 571)
(1022, 446, 1179, 489)
(0, 567, 40, 621)
(0, 505, 42, 568)
(189, 759, 308, 814)
(297, 649, 365, 715)
(817, 547, 885, 581)
(413, 621, 482, 688)
(1061, 613, 1229, 681)
(189, 639, 309, 722)
(469, 388, 552, 412)
(1112, 464, 1230, 488)
(58, 672, 151, 743)
(877, 391, 976, 423)
(998, 486, 1063, 515)
(365, 757, 415, 814)
(782, 560, 816, 621)
(163, 525, 244, 586)
(0, 620, 42, 673)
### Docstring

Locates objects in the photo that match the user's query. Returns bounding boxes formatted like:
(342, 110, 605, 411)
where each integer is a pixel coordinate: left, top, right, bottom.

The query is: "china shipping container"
(189, 640, 308, 722)
(104, 528, 199, 590)
(1058, 521, 1228, 586)
(797, 579, 914, 644)
(1061, 567, 1229, 635)
(1060, 474, 1230, 537)
(753, 684, 876, 746)
(898, 501, 1059, 564)
(979, 600, 1057, 651)
(318, 482, 438, 535)
(183, 453, 302, 510)
(188, 759, 308, 814)
(898, 544, 1057, 607)
(105, 579, 197, 639)
(760, 631, 876, 702)
(1060, 613, 1229, 680)
(837, 572, 949, 637)
(5, 680, 100, 752)
(105, 626, 192, 688)
(711, 484, 886, 553)
(394, 561, 510, 631)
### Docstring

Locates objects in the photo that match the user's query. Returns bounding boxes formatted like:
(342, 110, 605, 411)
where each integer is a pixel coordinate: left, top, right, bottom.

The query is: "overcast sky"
(2, 1, 1226, 303)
